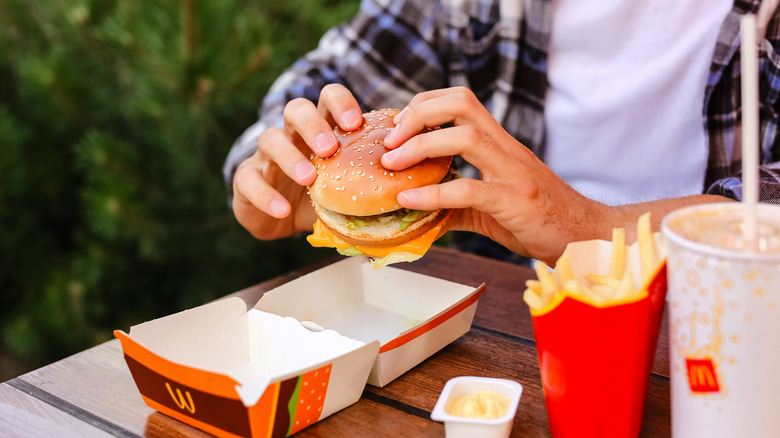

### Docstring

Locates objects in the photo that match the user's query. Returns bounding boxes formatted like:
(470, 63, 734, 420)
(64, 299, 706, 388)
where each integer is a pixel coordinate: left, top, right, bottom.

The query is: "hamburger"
(306, 109, 456, 268)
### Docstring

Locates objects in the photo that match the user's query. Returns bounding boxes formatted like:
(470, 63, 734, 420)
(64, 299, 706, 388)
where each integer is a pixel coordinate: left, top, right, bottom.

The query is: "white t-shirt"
(544, 0, 733, 205)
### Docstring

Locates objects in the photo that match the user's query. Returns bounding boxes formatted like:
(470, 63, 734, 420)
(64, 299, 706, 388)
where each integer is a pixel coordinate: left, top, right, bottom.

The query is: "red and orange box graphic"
(116, 257, 485, 437)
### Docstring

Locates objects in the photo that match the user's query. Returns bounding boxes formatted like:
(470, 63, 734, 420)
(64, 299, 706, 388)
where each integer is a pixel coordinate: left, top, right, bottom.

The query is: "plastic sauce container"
(431, 376, 523, 438)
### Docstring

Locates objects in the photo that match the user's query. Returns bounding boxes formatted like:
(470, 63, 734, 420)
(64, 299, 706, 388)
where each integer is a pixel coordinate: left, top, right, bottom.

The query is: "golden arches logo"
(165, 382, 196, 414)
(690, 365, 716, 388)
(685, 358, 720, 393)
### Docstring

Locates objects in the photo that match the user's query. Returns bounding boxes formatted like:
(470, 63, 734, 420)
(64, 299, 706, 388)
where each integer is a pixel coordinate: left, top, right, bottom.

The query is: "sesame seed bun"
(308, 108, 454, 248)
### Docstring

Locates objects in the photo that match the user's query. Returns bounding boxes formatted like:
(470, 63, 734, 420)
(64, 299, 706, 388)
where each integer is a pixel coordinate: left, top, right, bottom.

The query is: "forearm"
(607, 194, 735, 244)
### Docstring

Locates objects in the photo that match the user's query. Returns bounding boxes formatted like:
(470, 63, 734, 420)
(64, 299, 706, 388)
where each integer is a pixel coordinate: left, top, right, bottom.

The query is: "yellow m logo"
(165, 382, 196, 414)
(689, 365, 716, 388)
(685, 358, 720, 393)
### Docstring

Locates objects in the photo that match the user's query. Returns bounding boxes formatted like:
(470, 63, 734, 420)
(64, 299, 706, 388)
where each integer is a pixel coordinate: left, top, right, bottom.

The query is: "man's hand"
(381, 87, 735, 264)
(232, 84, 363, 240)
(381, 87, 611, 264)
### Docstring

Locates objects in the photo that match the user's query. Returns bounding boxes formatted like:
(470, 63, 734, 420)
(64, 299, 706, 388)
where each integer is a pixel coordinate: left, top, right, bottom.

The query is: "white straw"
(741, 14, 759, 250)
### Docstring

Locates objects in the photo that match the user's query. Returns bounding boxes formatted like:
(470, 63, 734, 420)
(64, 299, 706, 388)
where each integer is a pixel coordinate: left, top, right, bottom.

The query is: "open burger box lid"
(115, 256, 486, 438)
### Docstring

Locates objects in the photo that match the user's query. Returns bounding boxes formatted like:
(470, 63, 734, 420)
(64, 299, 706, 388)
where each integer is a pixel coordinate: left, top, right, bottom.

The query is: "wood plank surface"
(0, 246, 672, 437)
(0, 383, 113, 438)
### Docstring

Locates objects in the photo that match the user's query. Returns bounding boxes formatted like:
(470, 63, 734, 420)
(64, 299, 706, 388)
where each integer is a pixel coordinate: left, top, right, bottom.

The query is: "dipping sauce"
(446, 391, 511, 419)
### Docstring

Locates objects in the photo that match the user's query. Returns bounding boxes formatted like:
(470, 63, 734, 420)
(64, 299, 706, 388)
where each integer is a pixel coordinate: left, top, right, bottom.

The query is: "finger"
(398, 177, 505, 216)
(233, 164, 291, 219)
(258, 128, 317, 186)
(283, 98, 339, 157)
(385, 87, 485, 148)
(382, 125, 508, 171)
(392, 87, 468, 124)
(318, 83, 363, 131)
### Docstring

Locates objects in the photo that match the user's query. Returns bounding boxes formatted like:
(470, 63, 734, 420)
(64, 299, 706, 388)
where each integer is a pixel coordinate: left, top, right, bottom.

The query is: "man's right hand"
(232, 84, 364, 240)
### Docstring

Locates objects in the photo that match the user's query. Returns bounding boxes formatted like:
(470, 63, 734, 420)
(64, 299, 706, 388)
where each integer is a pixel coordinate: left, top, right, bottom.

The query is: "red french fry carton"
(530, 235, 668, 438)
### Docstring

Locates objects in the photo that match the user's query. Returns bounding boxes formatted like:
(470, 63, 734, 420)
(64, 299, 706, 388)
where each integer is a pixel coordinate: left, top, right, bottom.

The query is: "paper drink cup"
(662, 203, 780, 437)
(530, 245, 667, 438)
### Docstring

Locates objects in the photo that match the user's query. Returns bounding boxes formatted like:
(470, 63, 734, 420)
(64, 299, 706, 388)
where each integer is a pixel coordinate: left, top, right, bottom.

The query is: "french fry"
(637, 212, 655, 284)
(589, 285, 614, 303)
(613, 268, 635, 300)
(534, 261, 558, 302)
(523, 289, 544, 309)
(525, 279, 543, 296)
(609, 227, 627, 279)
(583, 273, 620, 288)
(555, 253, 573, 285)
(563, 279, 583, 295)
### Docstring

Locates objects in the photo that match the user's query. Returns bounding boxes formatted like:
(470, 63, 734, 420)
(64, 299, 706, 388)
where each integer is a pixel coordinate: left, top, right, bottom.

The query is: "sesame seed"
(352, 195, 357, 201)
(323, 184, 327, 188)
(360, 192, 364, 196)
(408, 175, 413, 179)
(384, 171, 387, 175)
(336, 162, 340, 167)
(350, 161, 355, 167)
(369, 175, 375, 181)
(369, 150, 374, 154)
(369, 161, 373, 165)
(389, 172, 394, 176)
(358, 156, 362, 160)
(380, 207, 385, 212)
(379, 186, 383, 191)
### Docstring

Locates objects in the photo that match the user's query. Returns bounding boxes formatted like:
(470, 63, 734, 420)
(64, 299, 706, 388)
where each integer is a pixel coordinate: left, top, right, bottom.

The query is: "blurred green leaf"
(0, 0, 357, 377)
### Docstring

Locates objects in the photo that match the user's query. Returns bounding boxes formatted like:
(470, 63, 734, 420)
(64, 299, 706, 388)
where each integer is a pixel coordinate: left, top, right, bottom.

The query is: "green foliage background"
(0, 0, 358, 379)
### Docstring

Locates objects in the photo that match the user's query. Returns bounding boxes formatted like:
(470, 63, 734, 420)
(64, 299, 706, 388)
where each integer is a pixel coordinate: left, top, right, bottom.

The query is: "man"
(224, 0, 780, 265)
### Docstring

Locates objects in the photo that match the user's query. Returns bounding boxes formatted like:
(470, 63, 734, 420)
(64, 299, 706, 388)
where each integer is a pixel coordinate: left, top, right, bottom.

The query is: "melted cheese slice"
(306, 211, 451, 263)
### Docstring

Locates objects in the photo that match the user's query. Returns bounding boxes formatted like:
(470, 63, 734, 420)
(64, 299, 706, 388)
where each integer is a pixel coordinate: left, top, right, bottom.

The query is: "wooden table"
(0, 246, 670, 437)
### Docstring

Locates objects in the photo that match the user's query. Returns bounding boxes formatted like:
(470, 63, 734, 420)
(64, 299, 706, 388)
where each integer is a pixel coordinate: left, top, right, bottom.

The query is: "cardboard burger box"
(115, 256, 486, 438)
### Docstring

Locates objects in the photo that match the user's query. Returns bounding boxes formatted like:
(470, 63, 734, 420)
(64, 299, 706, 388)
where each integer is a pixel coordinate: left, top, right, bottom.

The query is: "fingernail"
(393, 107, 407, 125)
(384, 126, 398, 145)
(343, 109, 362, 128)
(398, 188, 420, 205)
(382, 148, 400, 165)
(315, 132, 336, 153)
(269, 199, 288, 217)
(294, 161, 315, 180)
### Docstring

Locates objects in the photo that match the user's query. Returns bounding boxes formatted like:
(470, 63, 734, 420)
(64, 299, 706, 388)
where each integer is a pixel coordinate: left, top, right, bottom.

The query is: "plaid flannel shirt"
(224, 0, 780, 204)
